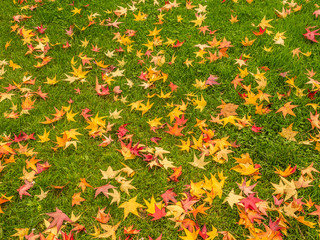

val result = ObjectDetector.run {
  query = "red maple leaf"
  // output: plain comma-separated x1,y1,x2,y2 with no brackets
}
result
17,180,34,199
150,137,161,145
173,40,185,48
3,84,17,92
81,108,93,121
206,75,220,85
130,141,144,157
35,24,47,34
36,161,51,174
272,195,284,206
66,26,74,37
251,125,263,133
303,27,320,43
148,205,166,220
198,224,209,240
117,124,129,138
95,77,109,96
309,205,320,221
174,115,188,126
36,87,48,100
62,41,71,49
61,231,75,240
314,9,320,18
240,193,263,212
45,208,73,232
252,27,266,36
161,188,177,205
181,192,199,212
94,184,116,198
169,82,178,92
180,219,197,232
269,218,284,232
307,89,318,100
148,234,162,240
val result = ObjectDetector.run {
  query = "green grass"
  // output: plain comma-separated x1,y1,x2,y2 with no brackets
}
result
1,0,320,239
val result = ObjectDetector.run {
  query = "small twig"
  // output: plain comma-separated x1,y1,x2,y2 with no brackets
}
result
297,224,306,240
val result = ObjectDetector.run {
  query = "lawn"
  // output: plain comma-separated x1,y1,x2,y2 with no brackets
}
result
1,0,320,239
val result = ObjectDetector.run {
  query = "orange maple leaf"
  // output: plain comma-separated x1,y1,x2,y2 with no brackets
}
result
168,166,182,182
276,102,298,118
72,192,85,206
166,123,184,136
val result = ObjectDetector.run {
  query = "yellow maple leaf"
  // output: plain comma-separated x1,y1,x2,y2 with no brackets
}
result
194,95,207,112
9,60,21,70
119,196,144,219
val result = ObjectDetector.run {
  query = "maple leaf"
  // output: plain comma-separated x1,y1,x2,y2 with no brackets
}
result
309,205,320,222
241,37,256,46
120,179,137,195
0,194,12,207
144,195,159,214
193,95,207,112
148,234,163,240
97,221,121,239
296,216,316,228
9,60,21,70
314,9,320,18
119,196,144,219
159,157,176,169
278,123,299,141
71,65,89,79
231,162,258,176
149,205,166,220
236,179,256,197
274,164,296,177
308,112,320,129
258,16,273,29
206,75,220,85
123,225,140,235
229,14,239,24
17,180,34,199
189,203,210,219
173,40,185,48
95,183,116,198
189,154,209,169
100,167,119,180
26,156,40,171
95,77,109,96
108,189,121,205
301,162,319,179
11,228,29,240
206,226,219,240
133,11,148,21
161,188,177,205
294,175,313,188
276,101,298,118
272,177,297,201
169,166,182,182
93,207,110,224
303,27,320,43
239,193,263,212
72,192,85,206
35,24,47,34
166,123,185,136
251,124,263,133
45,208,73,232
35,188,49,201
224,189,244,208
179,226,199,240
